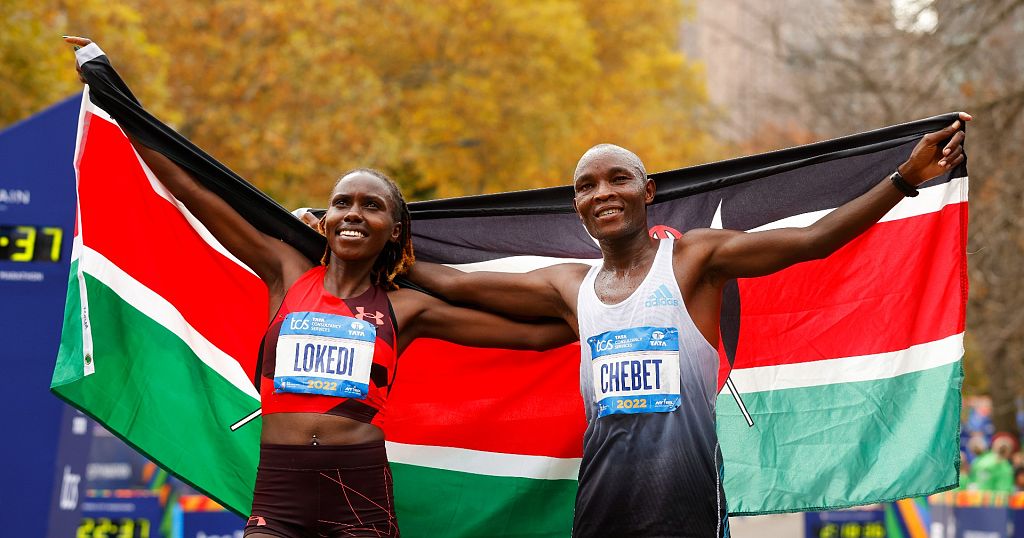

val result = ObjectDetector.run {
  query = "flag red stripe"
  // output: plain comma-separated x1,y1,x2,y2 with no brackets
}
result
731,202,966,370
77,114,267,379
383,340,587,458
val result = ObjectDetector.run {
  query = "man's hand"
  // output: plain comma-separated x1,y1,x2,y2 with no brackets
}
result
898,111,971,185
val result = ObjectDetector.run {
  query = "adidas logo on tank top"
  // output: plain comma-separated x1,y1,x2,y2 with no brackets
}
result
644,283,681,307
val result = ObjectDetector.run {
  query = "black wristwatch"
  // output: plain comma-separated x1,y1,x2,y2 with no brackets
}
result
889,169,919,197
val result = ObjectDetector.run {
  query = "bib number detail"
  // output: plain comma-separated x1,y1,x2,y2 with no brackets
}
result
587,326,681,418
274,312,377,398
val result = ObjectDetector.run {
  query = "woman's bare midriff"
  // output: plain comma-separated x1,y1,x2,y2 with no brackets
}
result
261,412,384,446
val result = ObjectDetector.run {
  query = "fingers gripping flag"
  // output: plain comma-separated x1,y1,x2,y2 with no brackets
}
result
54,46,966,534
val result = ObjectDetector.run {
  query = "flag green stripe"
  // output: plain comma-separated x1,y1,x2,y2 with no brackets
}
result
52,259,86,386
392,462,577,537
718,360,962,515
52,270,260,515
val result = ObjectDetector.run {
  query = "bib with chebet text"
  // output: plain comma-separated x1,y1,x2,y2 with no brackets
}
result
587,326,681,418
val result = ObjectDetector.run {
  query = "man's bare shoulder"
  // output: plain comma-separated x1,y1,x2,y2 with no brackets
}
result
673,228,733,273
674,228,725,253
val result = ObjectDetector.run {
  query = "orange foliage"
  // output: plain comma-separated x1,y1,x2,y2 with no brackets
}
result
4,0,717,208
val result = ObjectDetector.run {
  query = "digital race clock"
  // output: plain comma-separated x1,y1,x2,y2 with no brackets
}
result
0,225,64,263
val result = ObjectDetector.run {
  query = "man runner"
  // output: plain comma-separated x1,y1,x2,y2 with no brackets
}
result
409,114,969,537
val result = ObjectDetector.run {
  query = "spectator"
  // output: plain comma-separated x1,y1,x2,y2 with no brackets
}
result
967,432,1015,493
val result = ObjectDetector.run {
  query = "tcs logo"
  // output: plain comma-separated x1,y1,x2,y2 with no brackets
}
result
649,225,682,239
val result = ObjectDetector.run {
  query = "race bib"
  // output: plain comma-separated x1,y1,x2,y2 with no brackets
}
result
274,312,376,398
587,326,681,418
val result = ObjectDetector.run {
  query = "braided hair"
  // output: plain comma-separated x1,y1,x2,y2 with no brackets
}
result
316,169,415,290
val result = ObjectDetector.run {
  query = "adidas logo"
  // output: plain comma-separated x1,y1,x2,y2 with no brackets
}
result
644,284,680,307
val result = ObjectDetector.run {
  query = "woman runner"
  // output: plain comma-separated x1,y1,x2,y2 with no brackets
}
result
66,37,575,538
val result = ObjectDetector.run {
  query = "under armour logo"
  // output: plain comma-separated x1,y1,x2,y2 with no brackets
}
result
248,516,267,526
355,306,385,325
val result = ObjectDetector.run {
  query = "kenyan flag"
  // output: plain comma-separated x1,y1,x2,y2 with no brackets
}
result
55,46,965,536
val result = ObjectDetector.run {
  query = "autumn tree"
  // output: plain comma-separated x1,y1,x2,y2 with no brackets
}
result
0,0,175,127
3,0,717,208
714,0,1024,434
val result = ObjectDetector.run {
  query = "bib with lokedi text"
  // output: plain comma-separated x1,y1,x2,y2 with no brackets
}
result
274,312,376,398
587,326,681,418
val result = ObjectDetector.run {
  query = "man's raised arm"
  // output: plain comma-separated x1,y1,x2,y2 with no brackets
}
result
693,113,970,282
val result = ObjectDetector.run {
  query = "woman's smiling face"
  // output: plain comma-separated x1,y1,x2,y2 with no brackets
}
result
322,172,402,263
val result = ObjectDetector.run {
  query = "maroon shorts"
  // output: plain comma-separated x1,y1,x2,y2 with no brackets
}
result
244,440,399,538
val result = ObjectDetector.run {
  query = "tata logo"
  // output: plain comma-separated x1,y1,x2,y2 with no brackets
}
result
651,331,664,340
350,321,364,330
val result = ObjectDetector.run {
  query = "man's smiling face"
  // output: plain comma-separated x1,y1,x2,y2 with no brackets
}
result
572,146,655,242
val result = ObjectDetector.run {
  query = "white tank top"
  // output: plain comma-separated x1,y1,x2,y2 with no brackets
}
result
573,237,729,537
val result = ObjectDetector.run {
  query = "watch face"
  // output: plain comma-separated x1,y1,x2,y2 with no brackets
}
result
0,224,64,263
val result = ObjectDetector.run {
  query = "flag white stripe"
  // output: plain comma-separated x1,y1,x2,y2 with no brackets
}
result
75,90,95,375
80,246,261,401
449,179,966,274
386,442,581,481
722,332,963,395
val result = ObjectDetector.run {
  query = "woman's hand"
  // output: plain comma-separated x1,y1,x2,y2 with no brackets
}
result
62,36,92,83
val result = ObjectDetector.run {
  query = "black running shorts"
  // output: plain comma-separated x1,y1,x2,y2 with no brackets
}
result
244,441,399,537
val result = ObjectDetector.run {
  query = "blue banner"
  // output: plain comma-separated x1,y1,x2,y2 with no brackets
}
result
0,95,79,537
45,407,93,538
952,506,1010,537
174,508,244,538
